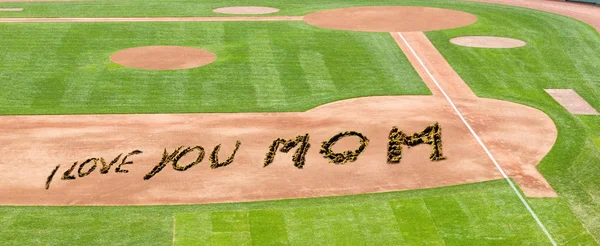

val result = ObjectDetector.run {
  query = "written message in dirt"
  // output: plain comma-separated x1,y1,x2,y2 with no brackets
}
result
45,123,445,190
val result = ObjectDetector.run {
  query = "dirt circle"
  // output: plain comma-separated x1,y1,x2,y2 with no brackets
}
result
110,46,216,70
303,6,477,32
212,6,280,15
450,36,527,48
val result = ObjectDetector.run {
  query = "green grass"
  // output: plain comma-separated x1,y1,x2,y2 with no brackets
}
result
0,0,599,245
0,181,593,245
0,21,427,114
593,136,600,151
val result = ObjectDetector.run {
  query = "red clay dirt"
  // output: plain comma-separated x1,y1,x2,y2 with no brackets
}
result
110,46,216,70
0,96,556,205
213,6,280,15
303,6,478,32
392,32,478,100
546,89,600,115
450,36,527,48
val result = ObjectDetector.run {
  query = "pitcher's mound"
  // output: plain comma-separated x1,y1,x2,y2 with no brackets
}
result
304,6,477,32
110,46,216,70
450,36,527,48
213,6,280,15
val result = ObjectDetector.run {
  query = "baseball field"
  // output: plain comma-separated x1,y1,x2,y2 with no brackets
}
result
0,0,599,245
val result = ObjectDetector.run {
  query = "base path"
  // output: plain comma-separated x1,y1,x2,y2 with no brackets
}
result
0,16,303,23
546,89,600,115
391,32,477,99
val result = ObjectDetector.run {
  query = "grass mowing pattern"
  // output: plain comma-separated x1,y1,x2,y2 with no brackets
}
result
0,181,590,245
0,0,599,244
424,2,600,242
0,21,427,114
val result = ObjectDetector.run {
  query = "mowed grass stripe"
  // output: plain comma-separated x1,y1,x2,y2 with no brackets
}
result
0,181,590,245
249,210,290,246
249,28,288,110
390,199,445,245
351,202,406,245
169,182,586,246
174,212,212,245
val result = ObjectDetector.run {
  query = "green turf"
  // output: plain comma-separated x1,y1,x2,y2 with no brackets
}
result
1,180,591,245
594,136,600,151
0,0,599,245
0,21,427,114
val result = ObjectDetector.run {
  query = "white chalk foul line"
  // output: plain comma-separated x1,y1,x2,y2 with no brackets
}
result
397,32,557,246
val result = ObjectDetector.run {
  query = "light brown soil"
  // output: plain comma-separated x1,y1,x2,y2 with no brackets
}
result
0,16,303,23
0,8,23,11
450,36,527,48
470,0,600,34
213,6,280,15
110,46,216,70
0,95,556,205
391,32,478,99
545,89,599,115
303,6,478,32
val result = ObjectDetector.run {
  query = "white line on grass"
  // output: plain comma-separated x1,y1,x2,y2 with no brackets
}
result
397,32,557,246
172,215,176,246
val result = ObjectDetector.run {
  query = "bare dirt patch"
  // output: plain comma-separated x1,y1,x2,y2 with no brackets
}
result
110,46,216,70
391,32,478,99
0,95,556,205
450,36,527,48
213,6,280,15
303,6,478,32
0,8,23,11
545,89,599,115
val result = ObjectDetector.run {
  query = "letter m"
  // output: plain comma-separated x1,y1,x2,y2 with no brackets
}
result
388,122,446,164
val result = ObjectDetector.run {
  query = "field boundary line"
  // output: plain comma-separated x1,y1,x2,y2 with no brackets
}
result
0,16,304,23
172,215,176,246
397,32,557,246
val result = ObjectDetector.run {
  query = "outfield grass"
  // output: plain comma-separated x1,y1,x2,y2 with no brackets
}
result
0,0,599,245
0,21,427,114
0,181,593,245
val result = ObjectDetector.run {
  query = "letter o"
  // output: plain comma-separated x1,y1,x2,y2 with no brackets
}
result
319,131,369,165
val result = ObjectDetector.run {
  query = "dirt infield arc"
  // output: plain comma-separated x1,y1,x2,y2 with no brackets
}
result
305,6,478,32
0,95,556,205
